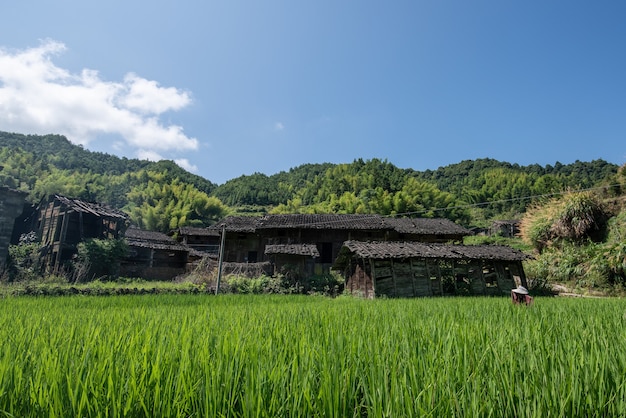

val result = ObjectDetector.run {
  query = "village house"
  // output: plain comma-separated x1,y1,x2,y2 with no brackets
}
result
11,194,532,293
207,214,470,278
205,213,531,297
489,220,521,238
333,240,530,298
121,227,190,280
171,226,221,255
34,194,130,274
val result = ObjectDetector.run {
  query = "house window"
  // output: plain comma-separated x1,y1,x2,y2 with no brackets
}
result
247,251,258,263
483,264,497,287
318,242,333,264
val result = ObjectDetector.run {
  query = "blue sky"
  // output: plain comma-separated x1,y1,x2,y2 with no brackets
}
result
1,1,624,184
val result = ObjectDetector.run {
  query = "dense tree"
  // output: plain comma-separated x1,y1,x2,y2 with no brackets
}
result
1,130,620,230
212,163,334,206
124,172,228,232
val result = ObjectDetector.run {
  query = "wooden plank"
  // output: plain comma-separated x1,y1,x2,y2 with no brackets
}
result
496,263,516,293
375,266,392,278
469,261,486,295
374,260,391,267
375,276,395,297
410,259,432,296
427,261,443,296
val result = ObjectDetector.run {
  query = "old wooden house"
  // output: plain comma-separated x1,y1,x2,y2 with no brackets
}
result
489,220,521,238
171,226,221,255
333,240,530,298
121,227,190,280
36,195,129,273
265,243,321,278
208,214,470,277
0,186,28,271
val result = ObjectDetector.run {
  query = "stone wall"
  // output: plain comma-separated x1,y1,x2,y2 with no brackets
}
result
0,187,28,271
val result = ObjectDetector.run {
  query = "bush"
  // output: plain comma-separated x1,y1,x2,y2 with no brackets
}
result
222,272,343,296
523,240,624,290
4,233,42,282
226,275,285,294
520,192,608,252
74,238,128,282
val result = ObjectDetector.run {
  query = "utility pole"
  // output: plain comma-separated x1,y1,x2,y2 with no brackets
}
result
215,225,226,295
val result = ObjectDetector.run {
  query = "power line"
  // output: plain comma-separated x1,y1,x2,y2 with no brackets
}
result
392,183,623,217
214,182,623,230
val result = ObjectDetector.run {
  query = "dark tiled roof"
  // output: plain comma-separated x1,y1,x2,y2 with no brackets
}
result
53,195,129,220
257,214,387,230
265,244,320,257
338,241,530,263
384,217,470,235
210,216,259,233
450,244,530,261
176,226,220,237
210,214,469,236
125,227,189,251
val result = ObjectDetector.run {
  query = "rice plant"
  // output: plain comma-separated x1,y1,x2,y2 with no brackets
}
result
0,295,625,417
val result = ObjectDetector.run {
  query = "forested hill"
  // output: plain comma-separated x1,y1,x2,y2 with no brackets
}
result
0,132,216,195
0,131,621,230
214,157,619,223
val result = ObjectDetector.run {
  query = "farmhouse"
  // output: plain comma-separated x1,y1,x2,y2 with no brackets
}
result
0,185,28,271
171,226,221,255
121,227,190,280
208,214,470,277
333,241,530,298
35,194,129,273
489,220,521,238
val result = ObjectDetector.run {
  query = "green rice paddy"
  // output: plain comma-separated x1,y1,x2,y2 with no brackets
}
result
1,294,625,417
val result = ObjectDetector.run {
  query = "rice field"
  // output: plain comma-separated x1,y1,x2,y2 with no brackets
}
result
1,294,625,417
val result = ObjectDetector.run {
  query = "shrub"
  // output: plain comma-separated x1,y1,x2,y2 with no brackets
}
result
226,275,284,294
75,238,128,282
520,192,608,252
5,232,42,282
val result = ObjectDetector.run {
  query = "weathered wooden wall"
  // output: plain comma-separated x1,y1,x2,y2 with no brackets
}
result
0,188,27,271
345,263,374,299
270,254,316,279
121,247,188,280
347,257,525,298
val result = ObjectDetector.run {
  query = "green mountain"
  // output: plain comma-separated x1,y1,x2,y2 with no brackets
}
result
0,132,225,231
0,131,620,230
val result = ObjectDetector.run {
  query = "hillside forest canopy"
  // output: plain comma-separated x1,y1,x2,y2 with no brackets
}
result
0,131,623,232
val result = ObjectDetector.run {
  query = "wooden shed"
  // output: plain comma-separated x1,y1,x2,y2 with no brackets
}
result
172,226,221,255
334,241,530,298
489,220,520,238
121,227,190,280
36,195,129,273
265,243,320,278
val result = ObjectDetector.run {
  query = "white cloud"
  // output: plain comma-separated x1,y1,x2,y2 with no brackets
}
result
175,158,198,173
120,73,190,115
135,151,198,173
136,149,163,161
274,122,285,131
0,39,198,155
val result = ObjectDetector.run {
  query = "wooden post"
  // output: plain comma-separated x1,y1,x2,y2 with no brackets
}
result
215,225,226,295
54,208,71,274
369,258,375,298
